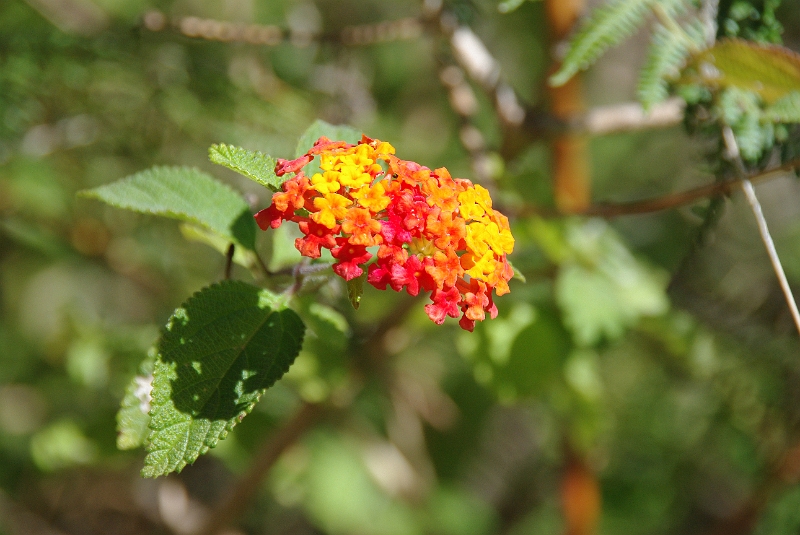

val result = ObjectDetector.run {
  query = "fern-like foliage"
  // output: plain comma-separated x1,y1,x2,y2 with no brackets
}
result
638,20,706,109
550,0,680,87
764,91,800,123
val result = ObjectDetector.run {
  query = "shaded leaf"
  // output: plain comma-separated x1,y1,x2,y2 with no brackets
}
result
209,143,282,191
79,166,256,250
116,348,156,450
179,223,258,270
142,280,305,477
347,273,366,310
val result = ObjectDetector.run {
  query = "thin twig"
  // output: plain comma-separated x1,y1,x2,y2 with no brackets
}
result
193,402,325,535
224,243,234,280
721,126,800,337
515,157,800,218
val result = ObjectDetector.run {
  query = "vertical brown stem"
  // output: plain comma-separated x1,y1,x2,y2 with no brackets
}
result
561,450,601,535
545,0,591,213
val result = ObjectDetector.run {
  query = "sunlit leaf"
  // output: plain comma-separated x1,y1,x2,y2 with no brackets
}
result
79,166,256,250
142,280,305,478
686,39,800,103
209,143,283,191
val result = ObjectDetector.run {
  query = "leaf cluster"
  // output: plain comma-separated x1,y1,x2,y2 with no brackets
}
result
82,122,359,476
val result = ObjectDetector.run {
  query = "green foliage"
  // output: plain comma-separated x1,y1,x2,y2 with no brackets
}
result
550,0,677,87
209,143,283,191
637,21,705,109
719,0,784,44
688,39,800,104
116,348,156,450
764,91,800,122
544,219,669,346
295,120,362,157
141,281,305,477
6,1,800,534
79,166,257,250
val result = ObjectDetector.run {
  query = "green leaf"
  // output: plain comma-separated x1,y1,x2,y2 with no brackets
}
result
295,120,362,158
346,273,366,310
179,223,258,270
142,280,305,478
116,348,156,450
79,166,256,250
208,143,283,191
687,39,800,103
550,0,660,87
638,21,704,109
554,220,669,346
764,91,800,123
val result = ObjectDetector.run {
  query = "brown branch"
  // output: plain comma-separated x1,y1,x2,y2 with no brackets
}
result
545,0,590,213
517,158,800,218
141,10,422,47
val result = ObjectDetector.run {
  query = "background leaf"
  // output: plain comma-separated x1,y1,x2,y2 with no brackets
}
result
549,0,656,87
142,280,305,478
765,91,800,123
116,348,156,450
688,38,800,103
79,166,256,250
637,21,704,109
295,120,362,157
209,143,282,191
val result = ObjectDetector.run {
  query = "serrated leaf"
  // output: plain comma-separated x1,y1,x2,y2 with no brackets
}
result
295,120,362,158
764,91,800,123
550,0,657,87
687,39,800,103
209,143,283,191
116,348,157,450
79,166,256,250
142,280,305,478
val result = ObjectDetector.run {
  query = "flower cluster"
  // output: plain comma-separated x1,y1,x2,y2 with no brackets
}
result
255,135,514,331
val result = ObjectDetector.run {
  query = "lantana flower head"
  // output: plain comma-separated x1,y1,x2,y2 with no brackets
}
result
255,135,515,331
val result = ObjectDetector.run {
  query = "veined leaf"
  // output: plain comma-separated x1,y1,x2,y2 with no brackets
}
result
764,91,800,123
295,120,362,158
209,143,282,191
142,280,305,478
686,39,800,103
79,166,256,250
116,348,156,450
550,0,657,87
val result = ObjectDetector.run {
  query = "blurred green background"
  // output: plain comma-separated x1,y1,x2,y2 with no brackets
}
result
4,0,800,534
